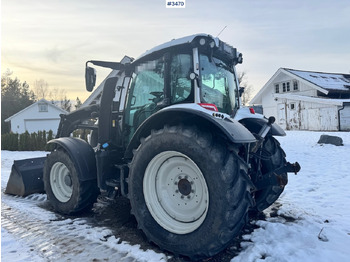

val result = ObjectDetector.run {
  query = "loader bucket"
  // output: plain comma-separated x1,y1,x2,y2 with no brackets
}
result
5,157,46,197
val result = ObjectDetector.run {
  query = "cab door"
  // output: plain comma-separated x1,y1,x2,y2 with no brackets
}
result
123,56,166,143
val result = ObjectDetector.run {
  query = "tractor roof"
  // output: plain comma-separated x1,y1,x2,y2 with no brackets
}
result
135,33,219,61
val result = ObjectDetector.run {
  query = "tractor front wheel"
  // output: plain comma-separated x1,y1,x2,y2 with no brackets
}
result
43,150,99,215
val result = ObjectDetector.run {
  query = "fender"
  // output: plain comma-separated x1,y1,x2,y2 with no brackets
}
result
48,137,97,181
239,117,286,136
125,107,257,159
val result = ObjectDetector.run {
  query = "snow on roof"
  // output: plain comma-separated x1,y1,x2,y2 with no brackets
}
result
285,68,350,92
136,34,219,61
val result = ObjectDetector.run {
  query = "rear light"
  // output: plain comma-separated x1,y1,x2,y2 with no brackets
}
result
249,107,255,114
198,103,218,112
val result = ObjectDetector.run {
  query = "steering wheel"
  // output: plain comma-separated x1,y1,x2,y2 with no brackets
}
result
150,91,163,99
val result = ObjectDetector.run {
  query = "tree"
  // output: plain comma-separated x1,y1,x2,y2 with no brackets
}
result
75,97,82,110
1,71,35,133
61,96,72,112
237,71,253,106
33,79,50,99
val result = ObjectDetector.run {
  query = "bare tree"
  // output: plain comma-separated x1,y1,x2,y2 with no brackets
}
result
33,79,49,99
237,71,253,106
49,87,66,104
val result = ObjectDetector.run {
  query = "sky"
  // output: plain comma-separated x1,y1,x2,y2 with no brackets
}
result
1,0,350,102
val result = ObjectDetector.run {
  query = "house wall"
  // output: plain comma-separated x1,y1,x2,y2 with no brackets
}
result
275,99,339,131
9,103,62,134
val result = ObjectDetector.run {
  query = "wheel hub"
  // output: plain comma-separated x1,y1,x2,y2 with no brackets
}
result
50,162,73,203
177,177,192,196
64,174,72,187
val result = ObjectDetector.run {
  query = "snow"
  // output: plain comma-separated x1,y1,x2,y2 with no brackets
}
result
285,68,350,91
136,34,219,61
2,131,350,261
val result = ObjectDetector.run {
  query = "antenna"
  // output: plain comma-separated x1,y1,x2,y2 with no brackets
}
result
216,26,227,37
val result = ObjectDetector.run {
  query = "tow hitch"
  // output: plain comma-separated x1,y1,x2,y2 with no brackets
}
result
255,161,301,190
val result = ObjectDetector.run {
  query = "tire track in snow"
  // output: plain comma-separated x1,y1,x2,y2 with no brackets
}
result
1,195,166,262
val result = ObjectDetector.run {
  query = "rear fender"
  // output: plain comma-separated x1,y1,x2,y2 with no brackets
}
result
239,118,286,136
48,137,97,181
125,107,257,159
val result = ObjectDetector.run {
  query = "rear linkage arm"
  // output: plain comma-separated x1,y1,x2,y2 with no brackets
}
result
254,162,301,191
249,116,301,191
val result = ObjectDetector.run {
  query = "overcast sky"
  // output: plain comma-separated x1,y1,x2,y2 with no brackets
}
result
1,0,350,102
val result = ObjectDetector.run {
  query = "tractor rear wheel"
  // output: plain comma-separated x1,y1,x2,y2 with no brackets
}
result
128,126,253,260
254,136,287,211
43,150,99,215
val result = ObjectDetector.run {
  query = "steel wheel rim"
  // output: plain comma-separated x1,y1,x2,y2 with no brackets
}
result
50,162,73,203
143,151,209,234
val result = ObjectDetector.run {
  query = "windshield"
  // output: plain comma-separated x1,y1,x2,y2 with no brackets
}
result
199,54,238,115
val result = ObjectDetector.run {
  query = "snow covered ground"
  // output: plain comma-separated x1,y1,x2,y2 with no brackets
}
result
1,131,350,261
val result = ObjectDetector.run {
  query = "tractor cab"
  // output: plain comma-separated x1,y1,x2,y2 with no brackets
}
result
86,34,244,146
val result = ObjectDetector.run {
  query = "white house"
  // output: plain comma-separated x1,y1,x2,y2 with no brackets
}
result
250,68,350,131
5,98,68,134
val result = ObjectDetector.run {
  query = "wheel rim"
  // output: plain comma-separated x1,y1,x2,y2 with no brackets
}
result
143,151,209,234
50,162,73,203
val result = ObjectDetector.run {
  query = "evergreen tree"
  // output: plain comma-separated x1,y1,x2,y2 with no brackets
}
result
61,96,71,112
1,71,35,133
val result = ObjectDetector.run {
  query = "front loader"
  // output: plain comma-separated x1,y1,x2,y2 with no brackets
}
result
5,34,300,260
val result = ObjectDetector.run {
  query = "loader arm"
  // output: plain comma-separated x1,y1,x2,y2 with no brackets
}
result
56,104,99,138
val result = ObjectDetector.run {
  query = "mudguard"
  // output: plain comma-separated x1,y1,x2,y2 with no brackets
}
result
239,117,286,136
125,107,257,159
48,137,97,181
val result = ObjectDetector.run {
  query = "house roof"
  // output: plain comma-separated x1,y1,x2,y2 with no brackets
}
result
284,68,350,92
250,68,350,105
5,98,68,122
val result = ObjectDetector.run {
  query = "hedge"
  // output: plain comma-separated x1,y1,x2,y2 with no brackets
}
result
1,130,54,151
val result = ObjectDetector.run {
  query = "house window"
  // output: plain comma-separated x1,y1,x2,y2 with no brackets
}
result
282,83,286,92
286,82,290,92
275,84,279,93
293,80,299,91
290,103,295,110
38,103,48,112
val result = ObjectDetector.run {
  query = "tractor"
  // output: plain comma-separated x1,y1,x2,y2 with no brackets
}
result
5,34,300,260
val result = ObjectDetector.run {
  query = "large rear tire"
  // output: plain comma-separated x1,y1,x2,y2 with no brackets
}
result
43,150,99,215
254,136,287,211
128,126,253,260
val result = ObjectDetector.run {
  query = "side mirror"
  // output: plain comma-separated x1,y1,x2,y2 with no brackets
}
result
239,87,245,97
85,66,96,92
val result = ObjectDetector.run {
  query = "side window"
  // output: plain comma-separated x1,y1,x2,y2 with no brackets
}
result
170,54,192,103
124,57,165,140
